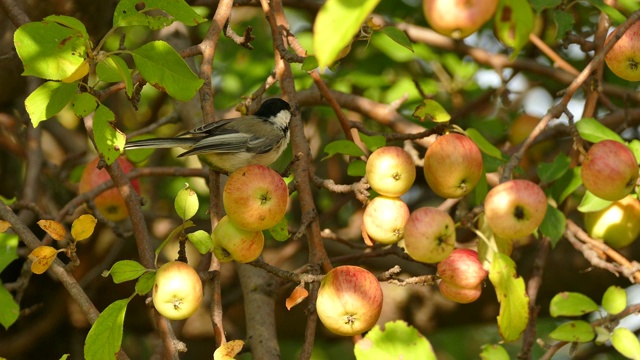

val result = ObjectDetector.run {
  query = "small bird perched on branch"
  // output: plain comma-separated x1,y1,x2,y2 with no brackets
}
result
125,98,292,173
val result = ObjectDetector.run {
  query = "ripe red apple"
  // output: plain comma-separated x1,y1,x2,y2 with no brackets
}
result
423,133,483,199
437,248,487,303
605,21,640,82
581,140,638,201
362,196,410,245
79,156,141,222
315,265,383,336
403,207,456,263
584,195,640,249
153,261,203,320
484,179,547,239
212,215,265,263
422,0,499,39
223,164,289,231
365,146,416,197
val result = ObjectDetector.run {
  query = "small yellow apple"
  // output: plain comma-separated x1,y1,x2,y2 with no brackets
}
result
584,195,640,249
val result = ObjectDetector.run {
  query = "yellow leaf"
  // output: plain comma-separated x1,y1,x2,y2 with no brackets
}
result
214,340,244,360
286,285,309,311
28,246,58,274
37,219,66,241
0,220,11,232
71,214,97,241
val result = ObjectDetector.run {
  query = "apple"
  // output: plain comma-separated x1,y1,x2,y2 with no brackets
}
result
507,113,554,163
422,0,499,39
605,20,640,82
581,140,638,201
365,146,416,197
362,196,410,245
212,215,265,263
584,195,640,249
403,207,456,263
484,179,547,239
315,265,383,336
437,249,487,304
153,261,203,320
79,156,141,222
223,164,289,231
423,133,483,199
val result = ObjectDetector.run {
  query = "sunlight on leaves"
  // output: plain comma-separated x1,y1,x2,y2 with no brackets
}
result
71,214,97,241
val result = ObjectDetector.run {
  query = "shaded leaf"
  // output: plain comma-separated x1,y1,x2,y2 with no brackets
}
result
28,246,59,274
71,214,97,241
537,154,571,183
379,27,413,52
214,340,244,360
104,260,148,284
135,272,156,296
268,217,289,242
576,118,624,144
0,282,19,329
323,140,366,160
494,0,535,57
348,159,367,177
175,185,199,221
286,285,309,310
71,92,99,118
412,99,450,123
539,204,566,247
359,133,386,152
549,167,582,204
187,230,214,254
466,128,504,159
0,233,19,273
84,298,129,360
585,0,627,25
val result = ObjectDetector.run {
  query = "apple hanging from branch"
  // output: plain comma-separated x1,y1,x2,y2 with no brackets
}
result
605,20,640,82
437,248,487,304
580,140,639,201
365,146,416,197
212,215,265,263
422,0,499,39
152,261,203,320
362,196,410,245
584,195,640,249
403,207,456,263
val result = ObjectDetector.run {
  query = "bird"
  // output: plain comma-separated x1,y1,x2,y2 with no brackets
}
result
125,98,292,173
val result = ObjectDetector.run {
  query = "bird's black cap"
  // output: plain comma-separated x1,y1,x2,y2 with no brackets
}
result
254,98,291,118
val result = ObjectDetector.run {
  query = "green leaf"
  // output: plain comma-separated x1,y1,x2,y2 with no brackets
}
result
489,253,529,342
359,133,386,152
549,292,599,317
530,0,562,12
576,118,624,144
313,0,381,68
549,167,582,204
84,298,129,360
480,344,510,360
354,320,436,360
131,41,204,101
154,220,195,257
323,140,366,160
549,320,595,342
25,81,78,126
187,230,214,254
135,272,156,296
268,217,289,242
71,92,99,118
577,190,613,213
93,105,125,165
97,55,133,97
44,15,89,40
539,205,566,246
113,0,207,28
594,325,611,345
0,281,19,329
602,286,627,316
611,327,640,359
537,154,570,183
412,99,450,123
494,0,535,57
585,0,627,26
466,128,504,159
104,260,148,284
379,27,413,53
301,56,319,71
0,233,19,273
628,139,640,163
348,159,367,177
14,21,87,80
552,10,575,40
175,184,199,221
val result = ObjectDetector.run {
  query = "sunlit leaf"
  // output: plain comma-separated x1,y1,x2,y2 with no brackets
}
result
135,272,156,296
611,327,640,359
585,0,627,25
286,285,309,310
113,0,207,28
103,260,148,284
412,99,450,123
466,128,504,159
494,0,535,56
549,320,595,342
379,27,413,52
93,105,125,165
24,81,77,126
489,253,529,342
174,184,199,221
0,220,11,233
71,92,99,118
576,118,624,144
37,219,66,241
187,230,214,254
0,282,19,329
0,233,18,273
359,133,386,152
354,320,436,360
577,190,613,213
549,292,599,317
323,140,366,160
480,344,510,360
28,246,59,275
214,340,244,360
71,214,97,241
602,286,627,316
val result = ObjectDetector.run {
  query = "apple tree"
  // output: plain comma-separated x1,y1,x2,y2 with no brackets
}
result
1,0,640,359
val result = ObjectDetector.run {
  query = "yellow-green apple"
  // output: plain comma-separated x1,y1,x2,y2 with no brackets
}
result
153,261,203,320
423,0,499,39
581,140,638,201
223,164,289,231
316,265,383,336
507,113,554,163
79,156,141,222
437,248,487,304
403,207,456,263
605,20,640,82
484,179,547,239
423,133,483,199
366,146,416,197
212,215,265,263
584,195,640,249
362,196,410,245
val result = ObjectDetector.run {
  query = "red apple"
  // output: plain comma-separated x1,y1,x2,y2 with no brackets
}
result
438,283,482,304
584,195,640,249
362,196,410,245
153,261,203,320
581,140,638,201
605,21,640,82
315,265,383,336
423,133,484,199
223,164,289,231
212,215,265,263
366,146,416,197
403,207,456,263
484,179,547,239
437,249,487,304
79,156,140,222
422,0,499,39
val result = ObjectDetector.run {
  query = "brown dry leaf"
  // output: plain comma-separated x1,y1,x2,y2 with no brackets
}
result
213,339,244,360
0,220,11,233
28,246,59,274
285,285,309,311
71,214,97,241
361,224,374,246
37,219,66,241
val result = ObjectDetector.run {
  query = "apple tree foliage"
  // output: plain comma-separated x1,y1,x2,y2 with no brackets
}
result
1,0,640,359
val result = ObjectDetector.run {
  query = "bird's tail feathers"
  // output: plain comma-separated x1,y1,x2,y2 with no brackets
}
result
125,138,196,150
